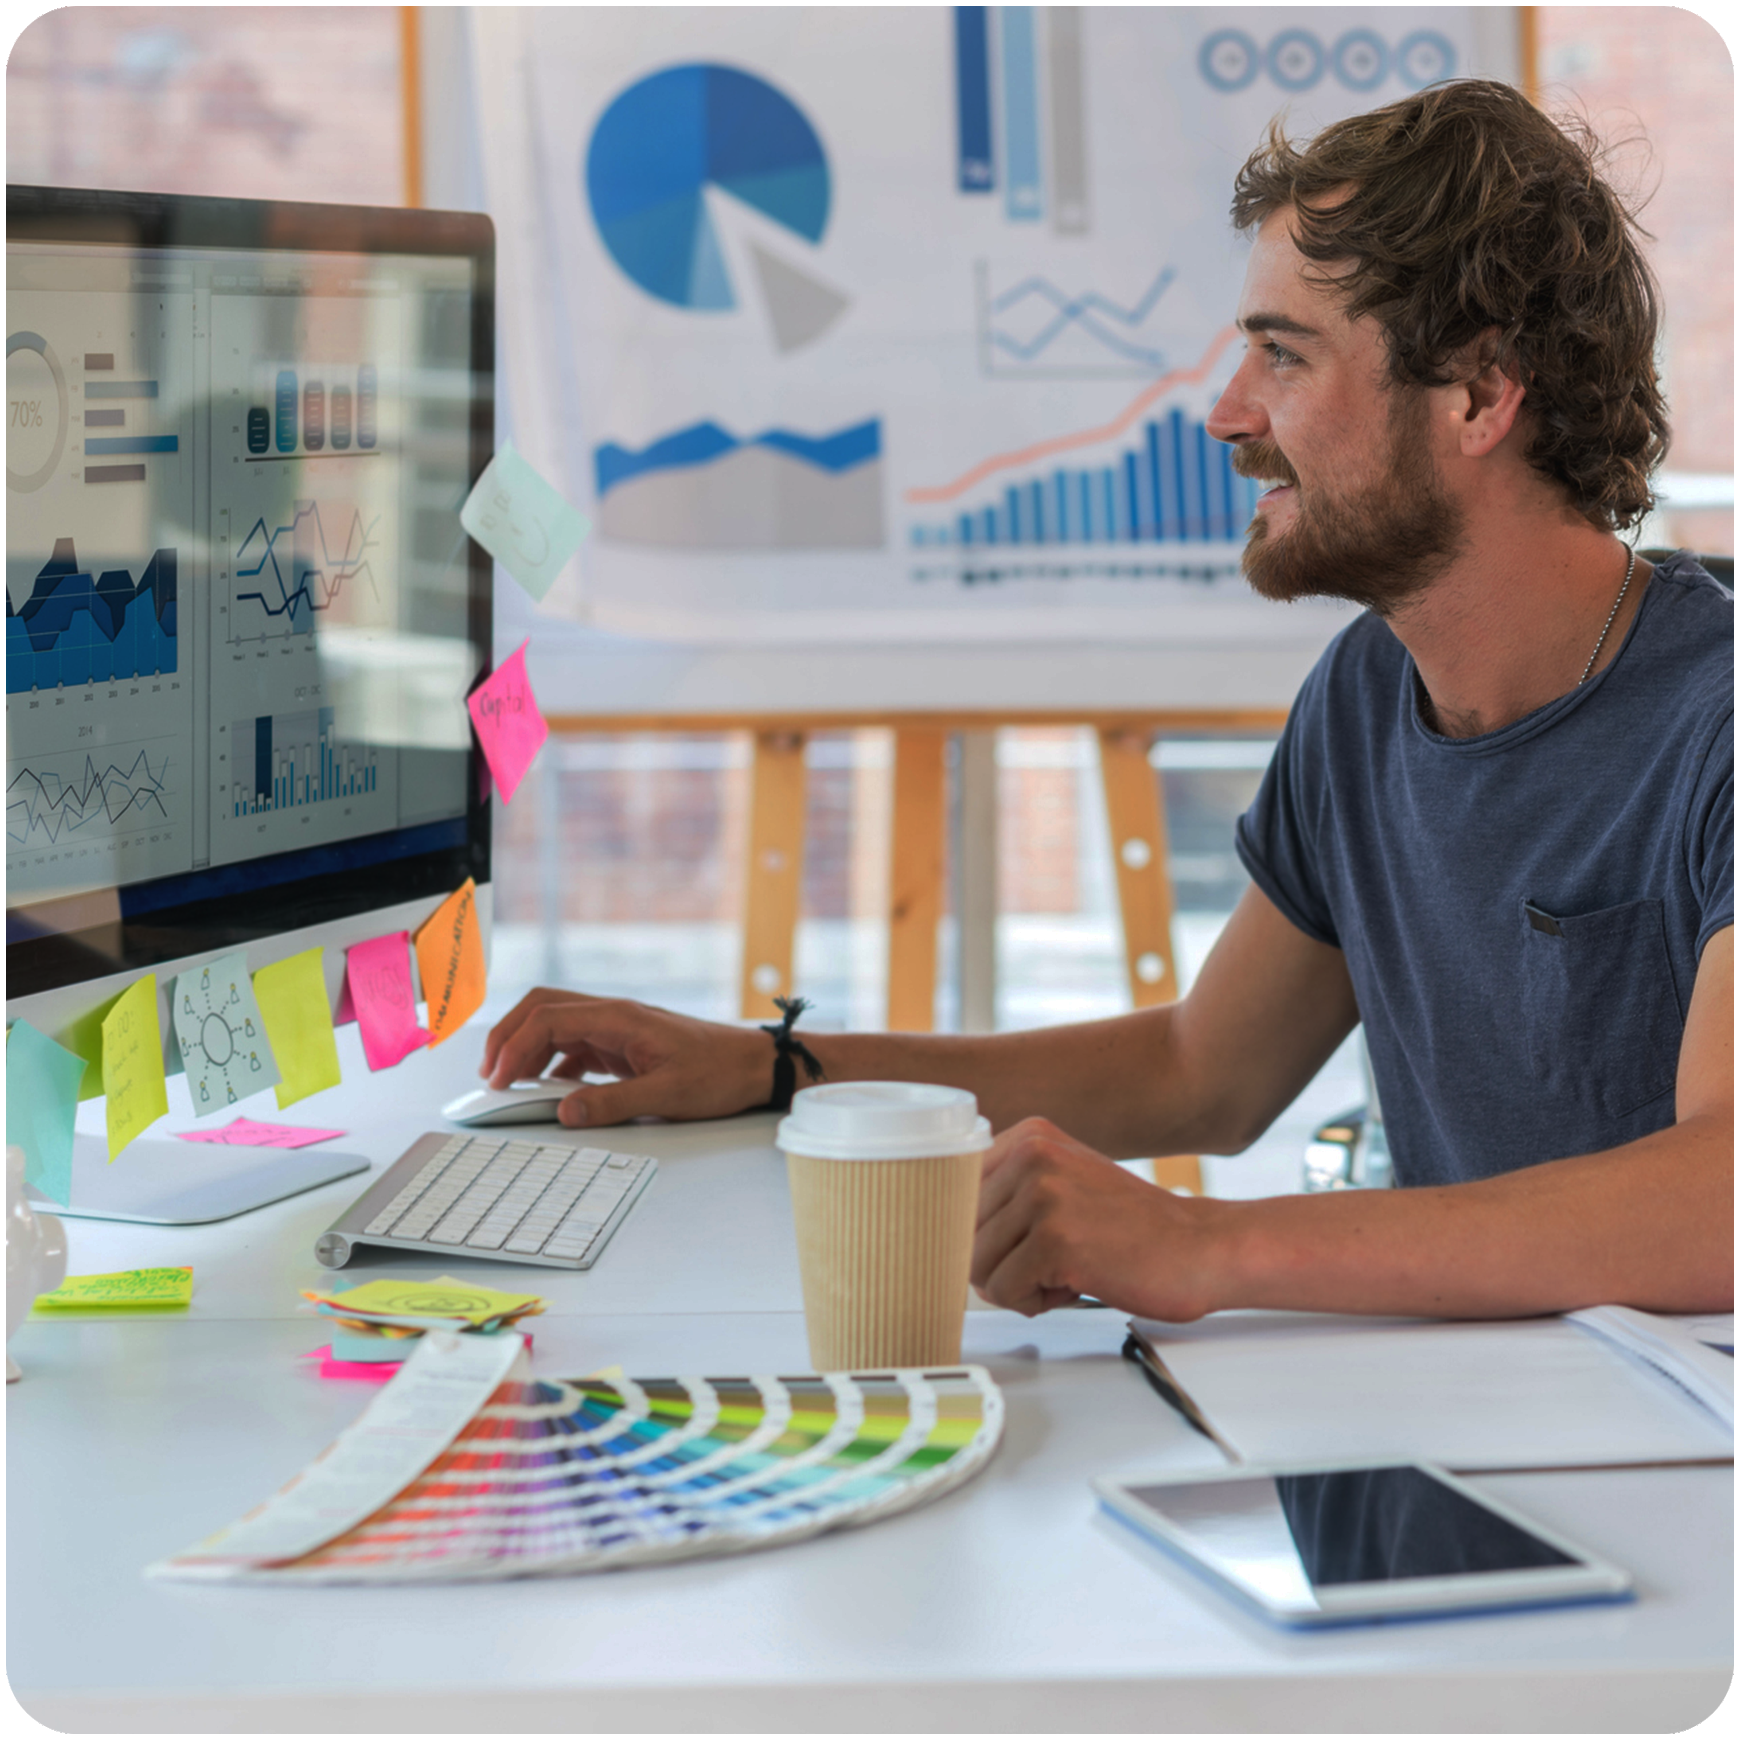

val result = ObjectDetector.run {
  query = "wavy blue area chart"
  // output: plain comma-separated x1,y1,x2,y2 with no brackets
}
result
6,540,177,693
593,418,884,550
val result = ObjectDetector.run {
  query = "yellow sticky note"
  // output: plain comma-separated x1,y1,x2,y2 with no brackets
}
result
253,948,342,1110
415,878,486,1046
303,1276,542,1327
34,1267,193,1310
101,974,168,1161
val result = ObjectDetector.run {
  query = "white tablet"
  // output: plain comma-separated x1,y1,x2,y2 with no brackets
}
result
1095,1460,1632,1628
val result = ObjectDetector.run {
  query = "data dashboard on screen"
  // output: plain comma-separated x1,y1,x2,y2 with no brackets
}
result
6,189,492,997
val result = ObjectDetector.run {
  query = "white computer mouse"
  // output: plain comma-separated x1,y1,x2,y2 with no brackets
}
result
441,1081,575,1127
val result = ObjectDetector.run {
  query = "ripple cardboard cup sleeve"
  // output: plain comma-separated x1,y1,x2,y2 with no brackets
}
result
459,441,590,604
776,1083,991,1370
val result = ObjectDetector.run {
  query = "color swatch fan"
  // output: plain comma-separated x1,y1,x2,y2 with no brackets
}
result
151,1332,1003,1583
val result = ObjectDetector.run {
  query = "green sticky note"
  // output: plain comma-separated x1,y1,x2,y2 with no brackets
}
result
6,1019,86,1205
459,440,590,602
253,948,341,1109
58,993,118,1101
34,1267,193,1311
102,975,169,1162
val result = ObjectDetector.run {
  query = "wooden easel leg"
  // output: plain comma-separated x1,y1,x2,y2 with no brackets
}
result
1097,728,1203,1195
886,729,947,1031
739,731,808,1021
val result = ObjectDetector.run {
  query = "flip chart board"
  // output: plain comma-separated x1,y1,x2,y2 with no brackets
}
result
470,6,1522,713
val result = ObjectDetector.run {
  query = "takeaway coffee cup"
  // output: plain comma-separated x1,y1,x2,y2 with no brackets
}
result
776,1082,992,1370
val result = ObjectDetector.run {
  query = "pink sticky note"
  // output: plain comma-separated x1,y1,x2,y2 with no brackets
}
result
466,641,548,805
346,931,430,1072
303,1347,400,1383
176,1117,346,1149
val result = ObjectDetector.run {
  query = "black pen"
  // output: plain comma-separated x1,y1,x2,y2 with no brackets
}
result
1120,1330,1240,1462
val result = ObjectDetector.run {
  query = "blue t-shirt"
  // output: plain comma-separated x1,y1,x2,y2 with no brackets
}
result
1236,552,1733,1187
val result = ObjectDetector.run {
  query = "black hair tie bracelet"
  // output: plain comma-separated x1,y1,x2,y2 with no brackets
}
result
760,995,826,1111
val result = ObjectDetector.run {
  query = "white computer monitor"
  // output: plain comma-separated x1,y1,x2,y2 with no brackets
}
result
7,184,495,1217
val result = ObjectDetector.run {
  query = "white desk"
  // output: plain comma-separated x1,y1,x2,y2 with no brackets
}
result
8,1028,1733,1731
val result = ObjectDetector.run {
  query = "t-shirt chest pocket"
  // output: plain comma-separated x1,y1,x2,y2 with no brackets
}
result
1516,897,1683,1121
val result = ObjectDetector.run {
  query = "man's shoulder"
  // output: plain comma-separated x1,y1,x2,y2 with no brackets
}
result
1634,551,1734,714
1648,549,1734,615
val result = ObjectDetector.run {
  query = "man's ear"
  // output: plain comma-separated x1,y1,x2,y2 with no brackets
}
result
1453,331,1526,458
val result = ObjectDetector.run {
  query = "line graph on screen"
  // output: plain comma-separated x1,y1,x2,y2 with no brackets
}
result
225,500,381,640
7,744,171,849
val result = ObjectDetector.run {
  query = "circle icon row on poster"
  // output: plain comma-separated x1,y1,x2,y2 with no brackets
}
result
1198,28,1457,96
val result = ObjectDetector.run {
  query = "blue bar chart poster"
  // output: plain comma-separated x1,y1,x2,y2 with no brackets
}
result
473,5,1485,667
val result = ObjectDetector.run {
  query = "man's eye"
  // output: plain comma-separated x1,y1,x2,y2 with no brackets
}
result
1263,341,1301,367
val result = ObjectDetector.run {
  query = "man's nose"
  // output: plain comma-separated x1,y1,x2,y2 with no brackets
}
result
1206,352,1264,446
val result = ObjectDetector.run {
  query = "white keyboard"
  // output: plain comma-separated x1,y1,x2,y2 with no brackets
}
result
314,1133,656,1270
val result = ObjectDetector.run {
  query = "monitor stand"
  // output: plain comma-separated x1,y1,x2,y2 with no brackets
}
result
31,1135,371,1226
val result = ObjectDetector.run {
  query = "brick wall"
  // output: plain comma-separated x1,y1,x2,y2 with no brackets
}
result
1537,6,1734,549
7,7,404,204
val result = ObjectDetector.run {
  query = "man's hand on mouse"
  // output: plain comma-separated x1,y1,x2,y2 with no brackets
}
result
480,988,773,1128
971,1117,1228,1323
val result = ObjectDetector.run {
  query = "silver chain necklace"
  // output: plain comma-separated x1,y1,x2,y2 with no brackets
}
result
1578,547,1638,685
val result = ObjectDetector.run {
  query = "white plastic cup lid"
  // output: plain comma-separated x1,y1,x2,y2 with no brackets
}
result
775,1081,992,1161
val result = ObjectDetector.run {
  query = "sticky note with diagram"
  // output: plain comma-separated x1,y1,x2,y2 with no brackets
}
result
466,640,549,804
414,879,486,1047
173,951,281,1113
6,1018,86,1205
459,440,590,602
102,975,169,1162
253,948,342,1110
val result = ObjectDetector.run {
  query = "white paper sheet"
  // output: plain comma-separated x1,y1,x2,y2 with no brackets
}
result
1567,1307,1735,1431
1130,1313,1736,1471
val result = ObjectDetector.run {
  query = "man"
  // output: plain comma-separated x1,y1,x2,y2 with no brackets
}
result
483,81,1732,1322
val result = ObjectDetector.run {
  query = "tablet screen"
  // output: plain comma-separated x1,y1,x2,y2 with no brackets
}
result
1126,1465,1578,1603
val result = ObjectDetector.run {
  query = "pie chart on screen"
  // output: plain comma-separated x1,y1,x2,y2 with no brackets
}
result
584,63,848,350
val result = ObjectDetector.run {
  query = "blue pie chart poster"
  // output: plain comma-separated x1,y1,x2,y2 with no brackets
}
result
585,63,830,310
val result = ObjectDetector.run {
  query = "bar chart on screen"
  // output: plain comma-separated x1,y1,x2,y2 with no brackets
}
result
225,707,379,818
209,704,393,863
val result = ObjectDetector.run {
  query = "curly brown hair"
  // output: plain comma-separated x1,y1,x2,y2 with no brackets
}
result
1231,78,1669,531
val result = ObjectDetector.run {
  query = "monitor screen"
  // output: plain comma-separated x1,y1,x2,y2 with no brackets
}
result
6,186,493,1005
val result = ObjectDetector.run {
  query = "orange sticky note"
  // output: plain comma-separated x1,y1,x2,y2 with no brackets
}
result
414,878,486,1046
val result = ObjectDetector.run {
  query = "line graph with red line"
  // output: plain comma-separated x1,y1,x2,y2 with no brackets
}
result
904,328,1254,551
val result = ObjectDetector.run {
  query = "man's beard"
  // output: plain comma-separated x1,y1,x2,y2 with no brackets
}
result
1229,394,1465,616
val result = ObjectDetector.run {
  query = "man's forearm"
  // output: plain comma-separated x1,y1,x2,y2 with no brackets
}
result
1204,1112,1734,1318
802,1010,1227,1156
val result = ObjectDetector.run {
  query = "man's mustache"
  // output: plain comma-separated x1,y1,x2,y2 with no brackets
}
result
1229,442,1299,489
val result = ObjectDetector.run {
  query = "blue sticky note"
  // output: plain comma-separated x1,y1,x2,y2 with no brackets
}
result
460,440,590,602
6,1019,86,1206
